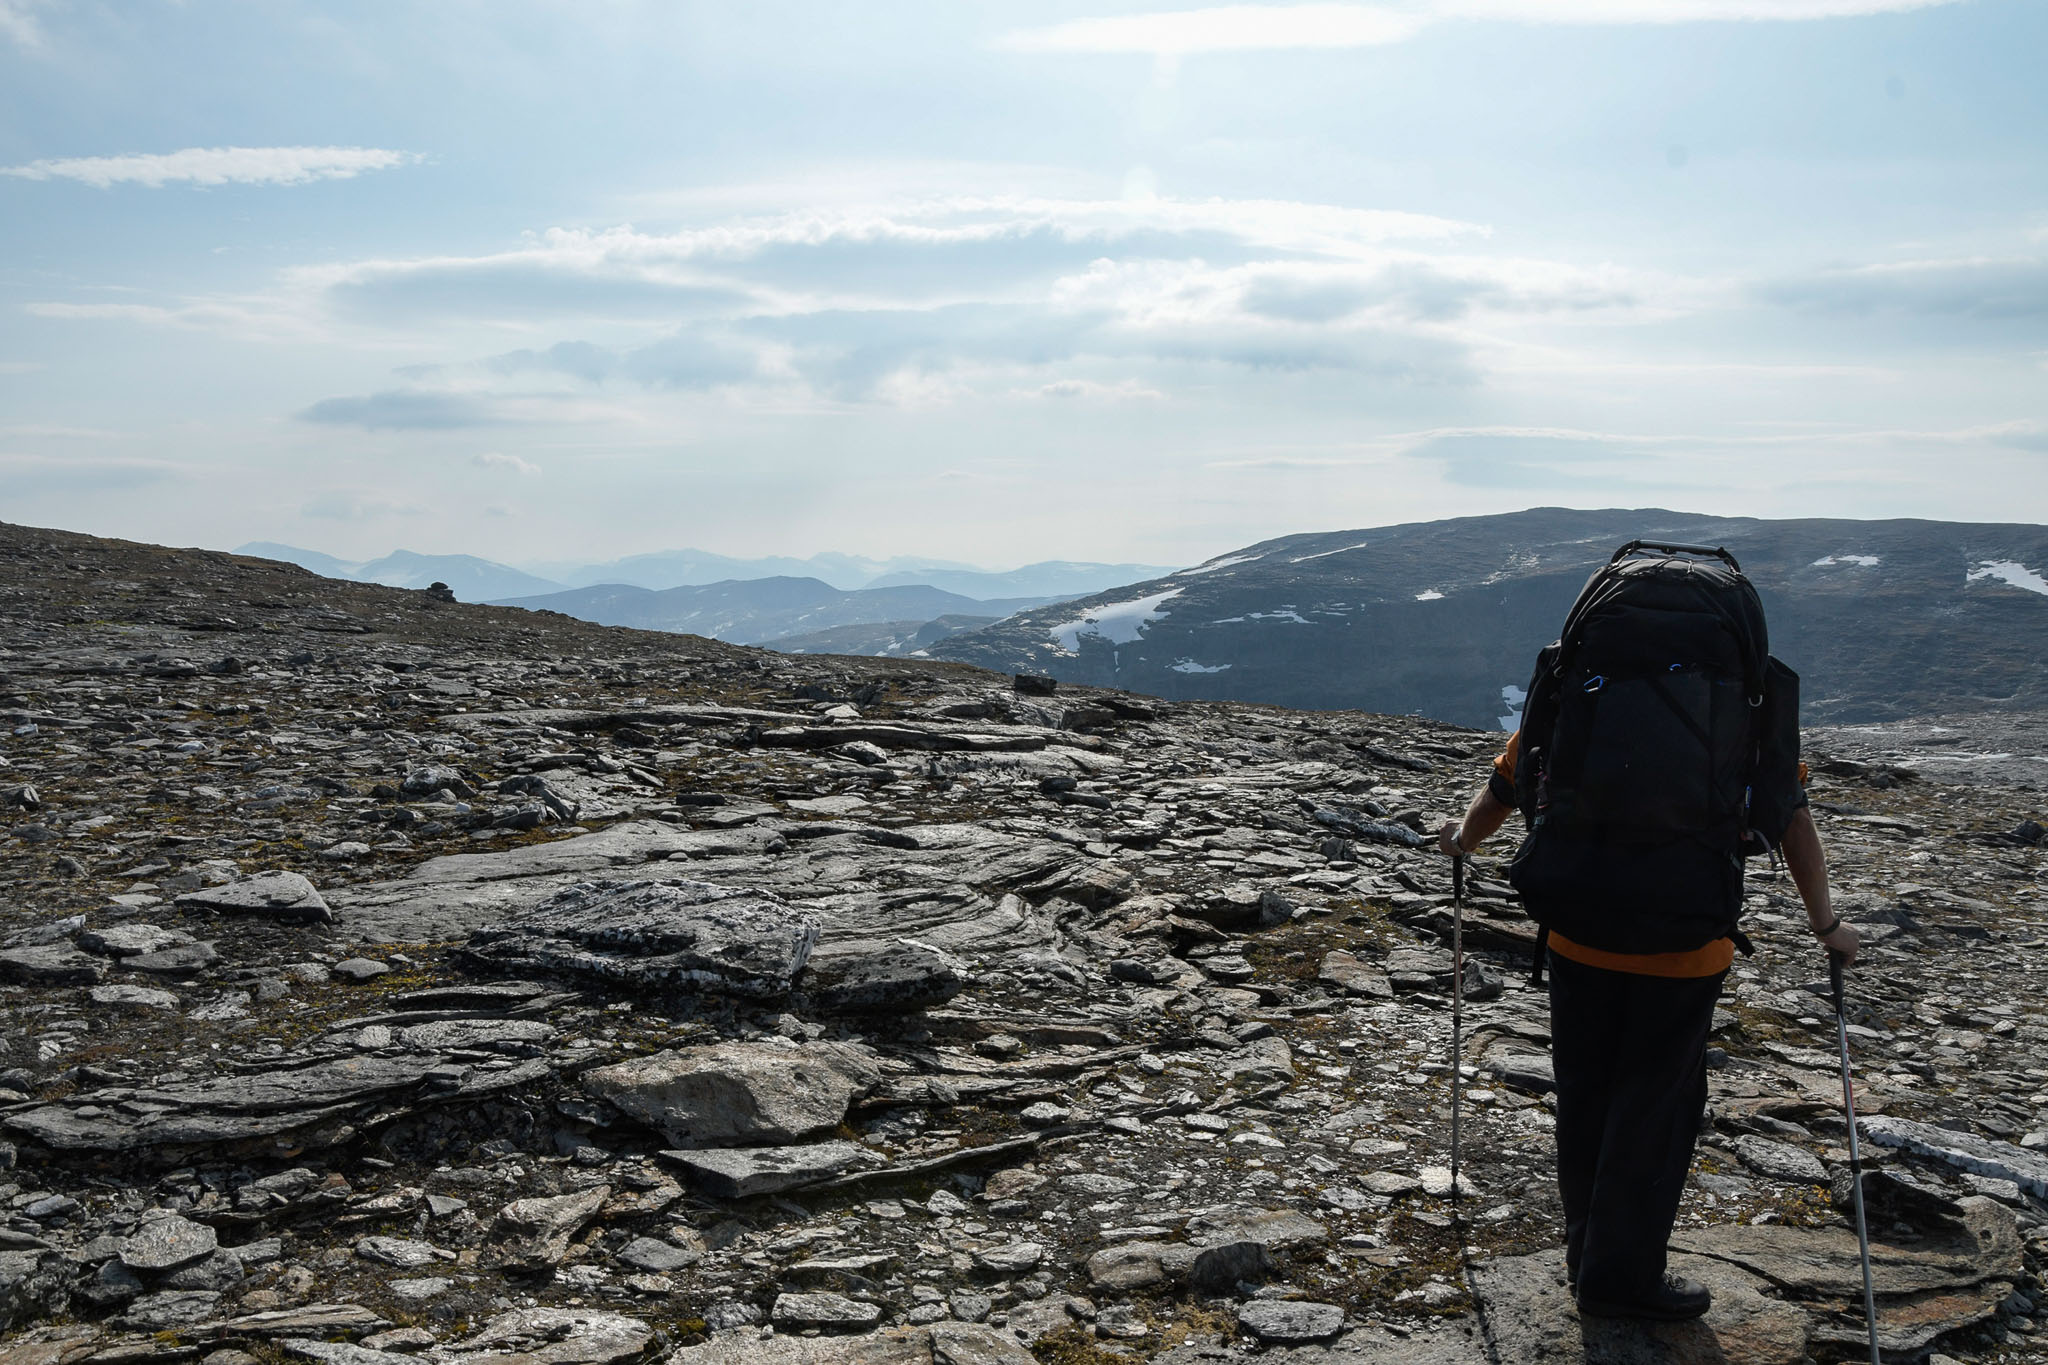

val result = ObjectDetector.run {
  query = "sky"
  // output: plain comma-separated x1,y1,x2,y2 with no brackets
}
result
2,0,2044,571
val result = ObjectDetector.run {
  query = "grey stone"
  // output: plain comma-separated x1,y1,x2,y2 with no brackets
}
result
1860,1114,2048,1198
120,1213,218,1271
617,1236,700,1273
332,957,392,983
772,1291,883,1330
460,878,819,997
76,924,192,958
490,1186,609,1272
584,1041,880,1146
798,938,967,1013
453,1308,655,1365
661,1141,879,1198
970,1241,1043,1275
0,945,107,986
88,983,181,1011
281,1341,403,1365
356,1236,449,1269
1191,1239,1273,1292
1732,1135,1829,1185
126,941,221,975
1465,1248,1809,1364
157,1248,245,1292
177,871,333,926
115,1289,222,1329
1235,1300,1345,1344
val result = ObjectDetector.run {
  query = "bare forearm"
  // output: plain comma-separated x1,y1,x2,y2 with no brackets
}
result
1780,806,1860,963
1439,785,1513,857
1779,807,1831,928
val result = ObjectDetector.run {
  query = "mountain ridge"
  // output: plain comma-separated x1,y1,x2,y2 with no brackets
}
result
928,507,2048,728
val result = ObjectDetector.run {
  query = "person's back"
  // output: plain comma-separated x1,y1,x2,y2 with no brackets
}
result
1437,541,1859,1321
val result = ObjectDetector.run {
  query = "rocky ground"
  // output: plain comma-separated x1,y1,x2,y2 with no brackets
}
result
0,520,2044,1365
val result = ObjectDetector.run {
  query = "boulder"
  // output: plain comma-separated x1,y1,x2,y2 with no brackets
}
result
489,1187,609,1273
660,1141,879,1198
460,879,819,998
0,945,107,986
1235,1300,1345,1344
447,1308,654,1365
1465,1248,1809,1364
177,872,333,926
584,1041,880,1147
119,1214,218,1272
797,939,968,1013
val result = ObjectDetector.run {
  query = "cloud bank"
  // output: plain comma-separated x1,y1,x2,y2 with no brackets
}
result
997,0,1966,53
4,146,418,189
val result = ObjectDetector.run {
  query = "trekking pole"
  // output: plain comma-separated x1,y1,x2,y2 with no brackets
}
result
1450,853,1466,1206
1831,951,1881,1365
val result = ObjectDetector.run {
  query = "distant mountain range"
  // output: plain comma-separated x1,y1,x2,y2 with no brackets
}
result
927,508,2048,729
235,542,1172,601
488,578,1053,647
235,543,563,602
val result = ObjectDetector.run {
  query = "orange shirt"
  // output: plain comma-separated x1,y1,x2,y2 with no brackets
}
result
1492,729,1733,979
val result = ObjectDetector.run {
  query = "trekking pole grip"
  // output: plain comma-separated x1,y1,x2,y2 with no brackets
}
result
1829,951,1846,1017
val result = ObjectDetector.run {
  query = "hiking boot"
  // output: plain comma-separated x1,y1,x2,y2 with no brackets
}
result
1577,1273,1711,1322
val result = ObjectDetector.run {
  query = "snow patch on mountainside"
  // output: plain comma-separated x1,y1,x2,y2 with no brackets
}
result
1049,588,1183,651
1177,552,1265,576
1291,541,1370,563
1170,658,1230,674
1814,554,1881,567
1415,589,1445,601
1967,560,2048,597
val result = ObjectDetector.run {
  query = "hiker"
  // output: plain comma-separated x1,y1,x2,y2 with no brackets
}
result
1436,543,1859,1323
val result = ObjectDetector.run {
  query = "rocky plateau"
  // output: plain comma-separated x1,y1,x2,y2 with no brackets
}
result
0,521,2044,1365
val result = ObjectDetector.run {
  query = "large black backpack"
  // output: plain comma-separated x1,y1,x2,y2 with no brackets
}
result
1508,541,1805,956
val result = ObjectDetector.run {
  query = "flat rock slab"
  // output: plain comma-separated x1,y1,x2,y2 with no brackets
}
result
5,1052,550,1156
798,938,967,1014
448,1308,655,1365
1861,1114,2048,1198
671,1323,1033,1364
1465,1248,1809,1365
76,924,192,958
1236,1300,1346,1344
177,872,333,926
460,879,819,999
1731,1135,1828,1185
585,1040,880,1146
0,945,107,986
119,1214,217,1271
490,1187,608,1273
771,1292,883,1331
659,1141,880,1198
1669,1196,2020,1297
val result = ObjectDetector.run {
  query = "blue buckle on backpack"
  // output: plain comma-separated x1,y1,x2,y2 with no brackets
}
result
1582,675,1606,693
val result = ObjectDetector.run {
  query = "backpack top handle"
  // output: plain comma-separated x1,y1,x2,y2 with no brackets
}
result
1609,539,1743,573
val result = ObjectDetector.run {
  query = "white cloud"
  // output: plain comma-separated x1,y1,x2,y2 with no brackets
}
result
998,5,1423,55
302,490,423,521
24,296,316,341
473,451,540,475
0,0,45,51
998,0,1963,54
0,455,192,491
3,146,418,189
1030,378,1165,401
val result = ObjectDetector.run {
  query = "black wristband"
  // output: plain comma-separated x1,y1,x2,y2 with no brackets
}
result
1811,914,1841,938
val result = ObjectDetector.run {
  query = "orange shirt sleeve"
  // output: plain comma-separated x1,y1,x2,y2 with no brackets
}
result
1493,729,1520,785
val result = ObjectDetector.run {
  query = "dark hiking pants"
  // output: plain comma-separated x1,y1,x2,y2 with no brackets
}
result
1547,949,1725,1301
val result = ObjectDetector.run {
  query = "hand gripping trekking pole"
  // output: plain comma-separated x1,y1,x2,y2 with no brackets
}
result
1450,854,1466,1208
1832,952,1881,1364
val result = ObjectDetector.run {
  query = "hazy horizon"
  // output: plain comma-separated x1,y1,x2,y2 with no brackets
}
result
5,1,2045,564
